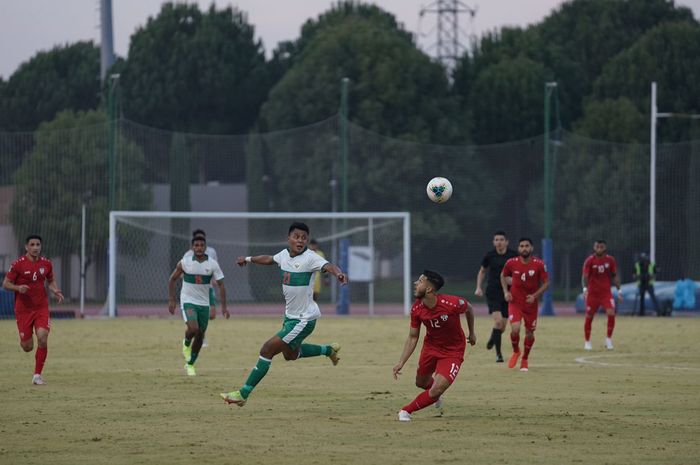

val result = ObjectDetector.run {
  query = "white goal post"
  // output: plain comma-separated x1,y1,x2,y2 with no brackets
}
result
108,211,411,318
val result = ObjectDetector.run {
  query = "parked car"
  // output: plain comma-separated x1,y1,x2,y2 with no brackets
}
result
575,281,700,316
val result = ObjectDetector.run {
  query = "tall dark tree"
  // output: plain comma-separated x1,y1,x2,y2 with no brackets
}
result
120,2,269,134
0,41,100,132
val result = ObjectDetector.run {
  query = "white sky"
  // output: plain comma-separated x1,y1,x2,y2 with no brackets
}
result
1,0,699,78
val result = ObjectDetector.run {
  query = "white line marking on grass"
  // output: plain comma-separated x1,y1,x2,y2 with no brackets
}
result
574,353,700,372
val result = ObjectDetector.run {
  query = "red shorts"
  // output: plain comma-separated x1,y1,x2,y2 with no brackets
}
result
508,302,538,331
585,294,615,315
15,307,51,342
416,350,463,384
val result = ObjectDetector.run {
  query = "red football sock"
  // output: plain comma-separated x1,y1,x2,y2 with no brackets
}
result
402,389,439,414
607,315,615,338
584,316,593,340
523,335,535,360
511,332,520,353
35,347,47,375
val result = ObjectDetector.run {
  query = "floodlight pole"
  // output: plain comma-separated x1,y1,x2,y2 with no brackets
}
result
541,81,557,316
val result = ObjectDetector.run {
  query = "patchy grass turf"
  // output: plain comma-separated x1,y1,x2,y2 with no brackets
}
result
1,315,699,465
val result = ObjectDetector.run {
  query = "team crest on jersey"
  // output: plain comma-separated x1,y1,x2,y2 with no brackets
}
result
604,263,609,268
528,270,535,276
459,299,465,306
294,263,301,269
39,267,45,275
440,314,449,321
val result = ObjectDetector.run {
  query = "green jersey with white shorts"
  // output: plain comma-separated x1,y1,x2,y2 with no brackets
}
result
180,255,223,331
273,248,328,348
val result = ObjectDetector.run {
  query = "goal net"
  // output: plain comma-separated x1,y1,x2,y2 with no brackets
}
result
108,212,411,317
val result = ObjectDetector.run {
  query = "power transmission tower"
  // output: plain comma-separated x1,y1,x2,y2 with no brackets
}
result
419,0,477,73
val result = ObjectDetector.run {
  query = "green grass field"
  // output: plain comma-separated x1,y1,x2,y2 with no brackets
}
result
1,315,699,465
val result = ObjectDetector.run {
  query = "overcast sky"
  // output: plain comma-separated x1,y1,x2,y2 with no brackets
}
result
2,0,699,78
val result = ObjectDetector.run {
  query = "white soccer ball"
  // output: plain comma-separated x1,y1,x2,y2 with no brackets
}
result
426,177,453,203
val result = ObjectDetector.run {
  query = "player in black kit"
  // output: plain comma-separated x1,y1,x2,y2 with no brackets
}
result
474,231,518,362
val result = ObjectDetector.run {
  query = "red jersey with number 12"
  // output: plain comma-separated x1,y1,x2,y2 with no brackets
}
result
583,254,617,297
5,256,54,311
502,257,548,306
410,294,469,357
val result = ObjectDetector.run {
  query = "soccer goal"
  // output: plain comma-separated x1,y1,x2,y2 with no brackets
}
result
108,211,411,318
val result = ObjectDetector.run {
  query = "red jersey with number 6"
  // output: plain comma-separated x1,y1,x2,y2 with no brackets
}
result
5,256,54,311
410,294,469,357
583,254,617,298
502,257,548,306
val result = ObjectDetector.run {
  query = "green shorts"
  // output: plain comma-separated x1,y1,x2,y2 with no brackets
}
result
276,316,317,350
181,303,210,332
209,288,216,306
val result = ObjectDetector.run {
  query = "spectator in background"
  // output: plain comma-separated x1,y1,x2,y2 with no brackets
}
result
633,253,659,316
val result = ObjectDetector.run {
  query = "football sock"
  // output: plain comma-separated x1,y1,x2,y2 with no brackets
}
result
494,330,502,356
34,347,47,375
188,351,199,365
607,315,615,338
511,332,520,353
299,344,328,358
523,335,535,360
240,356,272,399
184,338,192,347
402,389,439,414
584,316,593,341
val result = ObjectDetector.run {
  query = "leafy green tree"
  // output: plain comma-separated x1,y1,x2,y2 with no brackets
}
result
120,2,269,135
0,41,100,132
10,110,151,295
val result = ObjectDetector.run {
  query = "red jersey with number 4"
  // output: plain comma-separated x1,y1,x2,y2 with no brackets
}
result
410,294,469,357
583,254,617,297
5,256,54,311
502,257,548,306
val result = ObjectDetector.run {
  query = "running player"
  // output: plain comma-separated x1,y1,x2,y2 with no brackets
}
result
220,222,347,407
582,239,621,350
2,235,64,385
500,238,549,372
393,270,476,421
168,235,228,376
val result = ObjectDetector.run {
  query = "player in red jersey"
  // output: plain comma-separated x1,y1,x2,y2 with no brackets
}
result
500,238,549,372
2,235,64,385
581,239,622,351
392,270,476,421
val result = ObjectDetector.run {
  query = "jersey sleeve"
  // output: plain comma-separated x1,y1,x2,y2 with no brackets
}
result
45,260,54,281
308,250,329,272
5,260,19,282
502,259,513,277
480,253,490,269
211,260,224,281
183,250,193,260
582,256,592,277
609,257,617,274
410,306,421,328
540,261,549,281
272,250,284,265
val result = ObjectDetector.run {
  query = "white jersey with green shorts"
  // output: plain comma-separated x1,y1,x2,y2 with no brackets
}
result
183,247,219,305
273,248,328,349
180,255,224,329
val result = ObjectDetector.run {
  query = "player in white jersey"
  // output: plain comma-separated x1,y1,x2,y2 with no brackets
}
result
184,229,219,347
169,236,228,376
221,222,348,407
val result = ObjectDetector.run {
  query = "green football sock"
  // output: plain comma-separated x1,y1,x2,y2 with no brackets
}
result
300,344,328,358
188,351,199,365
240,356,272,398
184,338,192,347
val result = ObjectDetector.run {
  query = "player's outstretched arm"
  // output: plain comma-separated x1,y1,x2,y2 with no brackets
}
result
322,263,348,285
236,255,275,267
167,262,184,314
393,327,420,380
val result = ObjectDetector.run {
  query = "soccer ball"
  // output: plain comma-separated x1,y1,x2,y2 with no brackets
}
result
426,177,453,203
